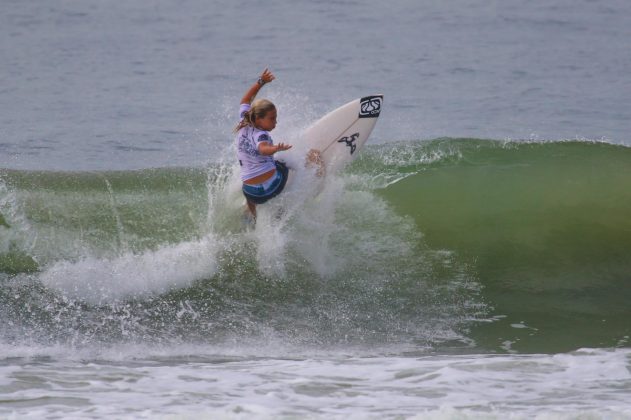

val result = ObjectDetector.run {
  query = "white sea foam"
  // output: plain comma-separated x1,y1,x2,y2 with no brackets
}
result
39,236,218,303
0,346,629,419
0,179,34,254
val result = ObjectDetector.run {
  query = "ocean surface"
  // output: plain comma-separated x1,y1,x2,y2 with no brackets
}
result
2,0,631,419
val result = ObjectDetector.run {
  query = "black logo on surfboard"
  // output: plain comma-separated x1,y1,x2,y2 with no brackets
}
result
359,95,382,118
338,132,360,155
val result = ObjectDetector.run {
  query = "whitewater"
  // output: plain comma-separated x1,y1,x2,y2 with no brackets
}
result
2,0,631,418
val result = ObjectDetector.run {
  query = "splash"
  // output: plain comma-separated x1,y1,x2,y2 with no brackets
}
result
39,236,219,304
0,140,496,350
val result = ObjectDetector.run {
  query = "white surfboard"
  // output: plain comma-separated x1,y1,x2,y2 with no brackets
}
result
303,95,383,174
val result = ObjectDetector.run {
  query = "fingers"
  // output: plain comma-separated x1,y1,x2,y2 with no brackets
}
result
261,68,275,83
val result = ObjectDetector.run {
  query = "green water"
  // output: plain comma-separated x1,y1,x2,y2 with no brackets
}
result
376,140,631,352
2,139,631,353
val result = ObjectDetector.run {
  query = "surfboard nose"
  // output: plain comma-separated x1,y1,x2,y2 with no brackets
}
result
359,95,383,118
304,95,383,174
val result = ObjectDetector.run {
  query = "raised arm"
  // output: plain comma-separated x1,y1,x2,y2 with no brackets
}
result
240,68,275,105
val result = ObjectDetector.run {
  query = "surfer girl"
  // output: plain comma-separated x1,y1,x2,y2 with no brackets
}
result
235,68,292,218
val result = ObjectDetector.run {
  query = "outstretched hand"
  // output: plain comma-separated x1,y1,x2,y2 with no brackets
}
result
275,142,292,152
258,141,291,156
260,68,275,84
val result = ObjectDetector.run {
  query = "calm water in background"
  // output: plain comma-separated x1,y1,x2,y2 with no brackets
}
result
1,0,630,170
2,1,631,419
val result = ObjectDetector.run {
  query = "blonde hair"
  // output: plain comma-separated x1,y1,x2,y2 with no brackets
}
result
234,99,276,133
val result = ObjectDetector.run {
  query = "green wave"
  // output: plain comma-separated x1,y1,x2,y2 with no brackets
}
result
370,139,631,352
2,139,630,353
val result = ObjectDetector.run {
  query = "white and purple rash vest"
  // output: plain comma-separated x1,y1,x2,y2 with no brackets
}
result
236,103,276,182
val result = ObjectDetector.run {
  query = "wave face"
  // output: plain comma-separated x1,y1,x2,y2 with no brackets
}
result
361,138,631,352
2,138,630,354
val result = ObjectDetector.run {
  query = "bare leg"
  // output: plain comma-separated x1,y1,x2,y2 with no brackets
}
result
246,199,257,219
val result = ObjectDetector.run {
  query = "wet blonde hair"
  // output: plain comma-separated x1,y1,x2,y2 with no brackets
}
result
234,99,276,133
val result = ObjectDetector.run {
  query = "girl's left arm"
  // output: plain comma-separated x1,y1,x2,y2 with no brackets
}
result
259,142,292,156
